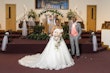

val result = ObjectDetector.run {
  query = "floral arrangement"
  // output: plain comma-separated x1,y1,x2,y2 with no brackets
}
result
67,9,76,20
38,9,63,17
53,29,63,49
28,9,37,19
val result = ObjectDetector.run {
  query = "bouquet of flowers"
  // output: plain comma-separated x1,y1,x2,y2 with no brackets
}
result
53,29,63,49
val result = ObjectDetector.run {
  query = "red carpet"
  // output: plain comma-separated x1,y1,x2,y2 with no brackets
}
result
0,38,106,54
0,50,110,73
0,31,108,73
0,31,106,53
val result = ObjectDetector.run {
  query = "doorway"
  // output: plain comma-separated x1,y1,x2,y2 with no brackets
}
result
87,5,97,31
6,4,16,31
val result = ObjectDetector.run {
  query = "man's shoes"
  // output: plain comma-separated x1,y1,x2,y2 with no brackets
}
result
72,55,75,58
1,51,6,54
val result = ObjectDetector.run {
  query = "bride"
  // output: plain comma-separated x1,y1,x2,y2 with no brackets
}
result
18,19,75,70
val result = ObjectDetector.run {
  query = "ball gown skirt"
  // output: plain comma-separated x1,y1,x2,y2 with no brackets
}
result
18,36,75,70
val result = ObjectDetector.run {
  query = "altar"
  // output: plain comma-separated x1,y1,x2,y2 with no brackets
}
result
101,29,110,49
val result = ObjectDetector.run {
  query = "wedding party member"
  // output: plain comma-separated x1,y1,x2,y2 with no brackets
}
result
18,19,74,70
47,15,54,33
1,32,9,51
53,15,59,25
68,16,82,58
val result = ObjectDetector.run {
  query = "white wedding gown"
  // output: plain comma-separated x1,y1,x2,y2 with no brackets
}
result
18,28,75,70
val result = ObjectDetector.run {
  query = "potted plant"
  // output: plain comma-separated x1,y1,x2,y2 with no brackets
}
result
62,24,69,40
27,25,49,40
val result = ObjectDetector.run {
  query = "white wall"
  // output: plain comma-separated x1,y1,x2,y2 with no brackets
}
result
0,0,35,30
0,0,110,30
102,29,110,49
96,0,110,30
0,0,5,30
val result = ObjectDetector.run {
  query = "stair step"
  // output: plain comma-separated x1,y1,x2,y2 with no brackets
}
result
97,46,107,52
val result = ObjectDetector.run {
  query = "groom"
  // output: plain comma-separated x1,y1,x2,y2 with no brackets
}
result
68,16,82,58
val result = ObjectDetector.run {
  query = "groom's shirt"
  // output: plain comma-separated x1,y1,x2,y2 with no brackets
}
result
71,22,78,36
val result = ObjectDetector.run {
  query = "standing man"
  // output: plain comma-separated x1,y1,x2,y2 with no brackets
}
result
68,16,82,58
